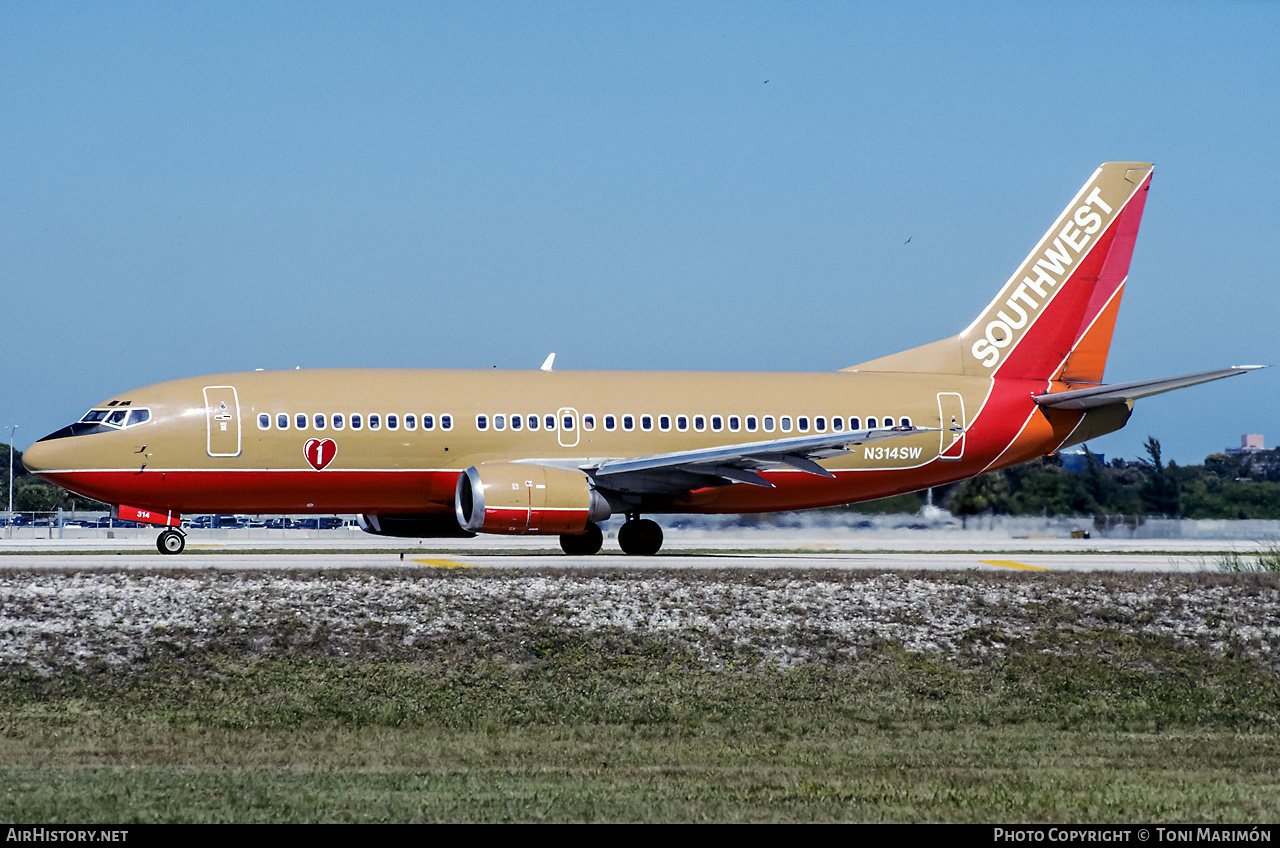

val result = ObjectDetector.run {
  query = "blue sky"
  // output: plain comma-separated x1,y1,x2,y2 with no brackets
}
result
3,2,1277,464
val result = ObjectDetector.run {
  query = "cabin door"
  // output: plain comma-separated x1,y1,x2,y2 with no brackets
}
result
204,385,242,457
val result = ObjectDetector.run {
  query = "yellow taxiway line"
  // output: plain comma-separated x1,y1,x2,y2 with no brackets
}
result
980,559,1050,571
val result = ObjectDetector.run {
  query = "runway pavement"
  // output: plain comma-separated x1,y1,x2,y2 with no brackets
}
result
3,520,1275,572
0,547,1246,573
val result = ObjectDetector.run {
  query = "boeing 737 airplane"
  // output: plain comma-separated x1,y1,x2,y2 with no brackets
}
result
21,162,1261,555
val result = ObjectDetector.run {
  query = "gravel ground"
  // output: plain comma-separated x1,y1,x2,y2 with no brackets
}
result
3,568,1279,674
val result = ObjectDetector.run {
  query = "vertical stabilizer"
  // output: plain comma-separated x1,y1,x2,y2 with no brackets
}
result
848,163,1153,382
961,162,1152,380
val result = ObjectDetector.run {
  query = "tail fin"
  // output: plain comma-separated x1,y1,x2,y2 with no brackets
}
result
848,162,1153,382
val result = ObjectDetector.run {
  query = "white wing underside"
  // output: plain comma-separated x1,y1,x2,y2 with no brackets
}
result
583,426,936,494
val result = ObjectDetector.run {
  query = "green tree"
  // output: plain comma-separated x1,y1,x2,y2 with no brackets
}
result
1007,465,1099,516
1131,437,1178,516
947,471,1010,521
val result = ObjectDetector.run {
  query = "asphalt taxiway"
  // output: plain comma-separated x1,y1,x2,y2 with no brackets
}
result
0,548,1249,573
3,520,1274,572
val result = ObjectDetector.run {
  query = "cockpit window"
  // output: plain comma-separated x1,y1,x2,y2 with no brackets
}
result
78,407,151,429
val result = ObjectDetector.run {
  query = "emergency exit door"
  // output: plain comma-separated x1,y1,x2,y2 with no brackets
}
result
937,392,966,461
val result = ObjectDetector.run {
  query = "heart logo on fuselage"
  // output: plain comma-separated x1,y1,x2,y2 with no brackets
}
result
304,438,337,471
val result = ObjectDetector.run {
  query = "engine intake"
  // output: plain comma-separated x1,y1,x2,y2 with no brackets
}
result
455,463,611,535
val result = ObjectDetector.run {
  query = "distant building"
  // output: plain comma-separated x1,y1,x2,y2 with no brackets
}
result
1225,434,1265,456
1060,449,1103,472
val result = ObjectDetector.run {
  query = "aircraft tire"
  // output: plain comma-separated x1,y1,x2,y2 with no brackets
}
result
618,518,663,556
157,529,186,555
559,522,603,555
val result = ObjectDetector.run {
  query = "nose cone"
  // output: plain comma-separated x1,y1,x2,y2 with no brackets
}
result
20,435,74,477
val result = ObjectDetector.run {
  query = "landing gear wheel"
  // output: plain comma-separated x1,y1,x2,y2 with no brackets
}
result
560,522,604,555
618,518,663,556
157,529,186,555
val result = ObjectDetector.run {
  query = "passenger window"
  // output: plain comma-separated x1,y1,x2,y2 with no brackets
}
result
441,415,453,430
369,414,381,431
814,416,826,432
693,415,705,431
423,414,434,431
333,413,345,430
583,415,595,431
659,415,671,431
849,417,860,431
624,415,636,431
641,415,653,431
561,415,574,431
746,415,758,432
476,415,488,431
494,414,505,431
763,416,775,432
295,413,307,431
314,413,326,430
351,414,363,430
527,414,538,430
405,414,416,431
711,415,723,431
387,414,398,430
276,413,289,430
832,417,843,431
781,416,793,433
604,415,616,431
258,413,270,430
900,417,912,427
866,417,877,429
797,416,809,432
676,415,688,431
544,414,555,431
511,415,522,431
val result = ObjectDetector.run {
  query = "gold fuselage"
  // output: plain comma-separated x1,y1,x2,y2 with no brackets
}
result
22,365,1110,518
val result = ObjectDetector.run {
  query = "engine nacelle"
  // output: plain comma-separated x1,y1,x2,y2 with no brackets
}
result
455,463,611,535
358,513,477,538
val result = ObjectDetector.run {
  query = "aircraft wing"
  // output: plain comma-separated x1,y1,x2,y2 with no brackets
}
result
588,426,935,493
1034,366,1265,411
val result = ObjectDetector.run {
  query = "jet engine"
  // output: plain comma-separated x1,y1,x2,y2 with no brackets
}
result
455,463,611,535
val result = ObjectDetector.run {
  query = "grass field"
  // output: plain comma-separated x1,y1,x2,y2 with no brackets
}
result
2,565,1278,822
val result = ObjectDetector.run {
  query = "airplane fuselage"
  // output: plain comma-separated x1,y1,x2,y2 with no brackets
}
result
25,366,1093,517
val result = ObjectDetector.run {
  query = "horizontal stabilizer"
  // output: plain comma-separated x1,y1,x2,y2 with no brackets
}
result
1034,366,1265,410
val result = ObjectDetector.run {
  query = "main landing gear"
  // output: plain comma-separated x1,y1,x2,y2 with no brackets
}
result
557,514,664,556
617,516,663,556
559,522,604,555
157,528,186,555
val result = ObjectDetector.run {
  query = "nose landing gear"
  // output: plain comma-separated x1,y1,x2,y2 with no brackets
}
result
157,528,186,555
